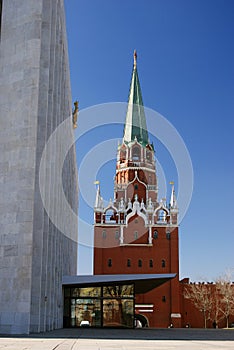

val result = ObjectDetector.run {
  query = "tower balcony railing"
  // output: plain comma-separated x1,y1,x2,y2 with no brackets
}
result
131,161,141,167
115,184,127,190
118,161,155,169
156,220,168,225
120,161,143,167
147,185,157,191
114,184,157,191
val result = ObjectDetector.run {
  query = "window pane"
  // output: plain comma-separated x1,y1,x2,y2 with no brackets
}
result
72,298,101,327
103,299,134,327
71,287,101,297
103,284,134,298
138,259,142,267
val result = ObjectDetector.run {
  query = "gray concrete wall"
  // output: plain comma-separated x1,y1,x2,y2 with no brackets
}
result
0,0,78,334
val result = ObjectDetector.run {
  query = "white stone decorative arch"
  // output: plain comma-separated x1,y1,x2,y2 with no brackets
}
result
103,202,119,223
104,204,118,214
128,139,142,161
153,204,169,217
127,170,147,189
126,209,147,226
126,198,147,226
125,170,147,203
119,143,127,162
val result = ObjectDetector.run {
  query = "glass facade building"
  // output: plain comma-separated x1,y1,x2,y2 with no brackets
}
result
62,273,176,329
64,284,134,328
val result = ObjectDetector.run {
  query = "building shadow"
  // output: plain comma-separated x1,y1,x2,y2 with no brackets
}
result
1,328,234,341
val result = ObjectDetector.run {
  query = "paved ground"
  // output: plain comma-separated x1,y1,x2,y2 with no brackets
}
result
1,328,234,350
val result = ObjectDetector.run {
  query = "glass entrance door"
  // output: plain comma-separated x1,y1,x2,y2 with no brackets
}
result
71,298,101,327
103,299,134,327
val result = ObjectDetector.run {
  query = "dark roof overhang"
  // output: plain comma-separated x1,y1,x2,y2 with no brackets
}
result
62,273,176,294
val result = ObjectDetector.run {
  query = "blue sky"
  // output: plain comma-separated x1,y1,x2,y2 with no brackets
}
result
64,0,234,281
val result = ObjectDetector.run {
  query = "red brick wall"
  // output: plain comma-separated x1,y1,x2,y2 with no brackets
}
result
94,225,179,274
94,223,181,328
179,282,234,328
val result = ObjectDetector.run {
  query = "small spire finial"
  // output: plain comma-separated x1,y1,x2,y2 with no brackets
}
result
170,181,178,209
133,50,137,69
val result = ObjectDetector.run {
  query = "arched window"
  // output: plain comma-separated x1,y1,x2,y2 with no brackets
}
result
162,259,166,268
108,258,112,267
127,259,131,267
158,209,166,222
105,209,117,222
102,230,106,239
120,148,126,163
146,150,152,162
166,231,170,240
149,259,153,268
138,259,142,267
153,230,158,239
132,147,140,161
134,231,138,240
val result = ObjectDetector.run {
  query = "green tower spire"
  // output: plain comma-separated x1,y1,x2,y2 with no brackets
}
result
123,50,149,146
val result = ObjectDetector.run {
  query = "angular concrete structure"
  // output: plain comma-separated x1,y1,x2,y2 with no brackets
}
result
0,0,78,334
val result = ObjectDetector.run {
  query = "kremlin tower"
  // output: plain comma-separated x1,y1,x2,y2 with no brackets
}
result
93,51,181,328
